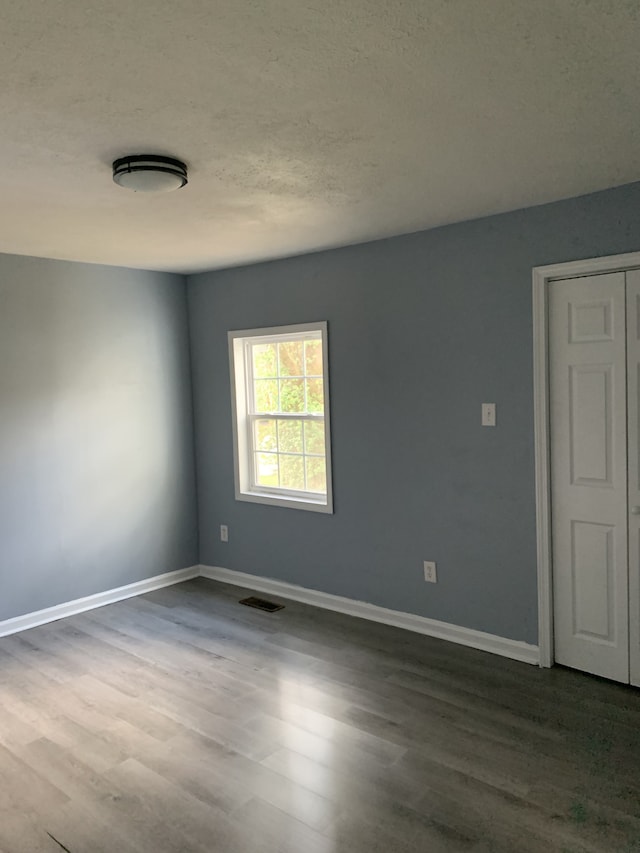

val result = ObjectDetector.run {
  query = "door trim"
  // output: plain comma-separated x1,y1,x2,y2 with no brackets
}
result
533,252,640,668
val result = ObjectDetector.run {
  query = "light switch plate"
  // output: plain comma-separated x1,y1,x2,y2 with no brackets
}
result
482,403,496,427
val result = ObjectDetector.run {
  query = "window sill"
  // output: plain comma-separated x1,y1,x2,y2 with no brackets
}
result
236,489,333,514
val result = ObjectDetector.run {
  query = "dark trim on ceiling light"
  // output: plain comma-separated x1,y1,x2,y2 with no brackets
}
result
112,154,188,190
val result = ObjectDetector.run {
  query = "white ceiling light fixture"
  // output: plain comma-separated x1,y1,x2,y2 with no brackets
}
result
112,154,188,193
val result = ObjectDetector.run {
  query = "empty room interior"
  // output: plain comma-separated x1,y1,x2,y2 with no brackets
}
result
2,1,640,851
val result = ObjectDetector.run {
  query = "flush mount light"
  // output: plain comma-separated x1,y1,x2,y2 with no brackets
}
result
112,154,188,193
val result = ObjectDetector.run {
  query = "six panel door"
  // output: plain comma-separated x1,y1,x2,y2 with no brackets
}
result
626,269,640,687
550,272,629,683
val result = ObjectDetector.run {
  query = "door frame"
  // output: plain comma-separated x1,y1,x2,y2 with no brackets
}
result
533,251,640,668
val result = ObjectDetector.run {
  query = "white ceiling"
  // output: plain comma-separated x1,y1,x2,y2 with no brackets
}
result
0,0,639,274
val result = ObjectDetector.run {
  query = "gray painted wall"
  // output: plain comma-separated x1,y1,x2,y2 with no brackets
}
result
0,254,197,621
188,181,640,645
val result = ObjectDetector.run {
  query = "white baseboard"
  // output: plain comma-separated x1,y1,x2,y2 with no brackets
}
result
0,566,200,639
199,565,540,666
0,562,539,666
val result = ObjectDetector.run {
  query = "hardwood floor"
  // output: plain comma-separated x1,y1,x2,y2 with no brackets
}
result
1,578,640,852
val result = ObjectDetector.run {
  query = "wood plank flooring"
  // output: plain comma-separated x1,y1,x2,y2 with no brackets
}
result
1,577,640,852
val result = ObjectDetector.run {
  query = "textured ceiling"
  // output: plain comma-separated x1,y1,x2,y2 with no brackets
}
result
0,0,639,273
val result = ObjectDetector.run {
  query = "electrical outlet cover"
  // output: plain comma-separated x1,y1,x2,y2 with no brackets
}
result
423,561,437,583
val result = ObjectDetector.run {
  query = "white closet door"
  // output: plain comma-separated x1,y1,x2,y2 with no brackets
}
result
626,269,640,687
550,272,629,683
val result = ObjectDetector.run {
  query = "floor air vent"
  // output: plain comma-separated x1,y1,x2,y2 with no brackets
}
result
239,596,284,613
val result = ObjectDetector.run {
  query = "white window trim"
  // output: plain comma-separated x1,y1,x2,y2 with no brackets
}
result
228,321,334,513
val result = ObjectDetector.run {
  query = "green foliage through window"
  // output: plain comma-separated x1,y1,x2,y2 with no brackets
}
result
249,333,327,495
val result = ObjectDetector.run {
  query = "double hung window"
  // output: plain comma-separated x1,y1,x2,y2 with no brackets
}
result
229,322,333,512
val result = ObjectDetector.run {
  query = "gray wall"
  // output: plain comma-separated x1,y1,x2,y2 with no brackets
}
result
0,254,197,621
188,181,640,645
